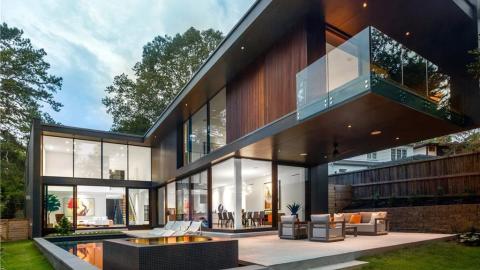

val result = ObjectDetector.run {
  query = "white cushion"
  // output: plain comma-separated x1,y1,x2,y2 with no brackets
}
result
311,214,330,223
333,213,344,222
281,215,296,223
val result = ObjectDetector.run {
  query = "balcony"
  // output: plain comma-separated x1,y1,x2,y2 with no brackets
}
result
296,26,463,124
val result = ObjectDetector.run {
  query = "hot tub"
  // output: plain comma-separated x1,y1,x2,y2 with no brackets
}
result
103,236,238,270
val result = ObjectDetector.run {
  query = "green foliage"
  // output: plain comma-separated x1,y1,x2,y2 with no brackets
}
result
103,27,224,135
46,194,60,213
55,216,72,235
286,202,301,215
0,23,62,218
360,241,480,270
467,48,480,79
1,240,53,270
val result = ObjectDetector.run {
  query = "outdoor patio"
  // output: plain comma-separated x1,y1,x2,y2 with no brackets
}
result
231,232,454,269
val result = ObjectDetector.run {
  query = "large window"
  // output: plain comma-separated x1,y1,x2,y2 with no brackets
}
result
166,182,176,221
77,186,126,228
190,105,208,163
183,88,226,165
74,140,101,179
278,165,306,221
176,178,190,221
103,143,127,180
191,171,208,222
44,185,74,228
128,188,149,225
43,136,73,177
209,89,226,151
128,146,151,181
211,158,273,230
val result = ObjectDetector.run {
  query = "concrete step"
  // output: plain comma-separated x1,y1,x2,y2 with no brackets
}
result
308,260,369,270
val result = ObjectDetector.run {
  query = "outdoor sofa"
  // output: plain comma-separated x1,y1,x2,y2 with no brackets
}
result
335,211,389,236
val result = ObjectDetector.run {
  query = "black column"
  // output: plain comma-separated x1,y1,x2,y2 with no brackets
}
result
307,163,329,219
271,161,278,229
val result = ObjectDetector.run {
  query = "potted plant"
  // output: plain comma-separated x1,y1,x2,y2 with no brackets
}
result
286,202,301,221
46,194,61,227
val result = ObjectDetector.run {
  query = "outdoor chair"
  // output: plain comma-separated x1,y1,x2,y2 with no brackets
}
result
172,221,192,236
185,221,202,235
278,215,307,239
308,214,345,242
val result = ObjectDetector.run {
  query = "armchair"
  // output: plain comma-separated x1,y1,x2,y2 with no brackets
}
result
278,215,307,239
308,214,345,242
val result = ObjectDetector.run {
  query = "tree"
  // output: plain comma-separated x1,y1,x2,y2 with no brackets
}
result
0,23,62,218
103,27,224,135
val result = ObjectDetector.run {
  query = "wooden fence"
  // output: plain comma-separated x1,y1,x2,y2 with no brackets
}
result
329,152,480,200
328,185,352,213
0,219,29,241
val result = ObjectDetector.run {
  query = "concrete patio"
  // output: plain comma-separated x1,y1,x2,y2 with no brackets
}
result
233,232,454,269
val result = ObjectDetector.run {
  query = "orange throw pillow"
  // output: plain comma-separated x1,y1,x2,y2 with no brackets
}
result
349,214,361,224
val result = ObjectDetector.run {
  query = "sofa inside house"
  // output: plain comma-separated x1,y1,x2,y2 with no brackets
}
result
77,216,112,227
334,211,389,235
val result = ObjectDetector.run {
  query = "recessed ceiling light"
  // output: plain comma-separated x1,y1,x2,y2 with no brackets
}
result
300,153,308,156
405,31,411,36
185,103,188,107
324,155,328,159
362,2,368,8
241,46,245,50
347,124,352,128
395,137,400,140
370,130,382,135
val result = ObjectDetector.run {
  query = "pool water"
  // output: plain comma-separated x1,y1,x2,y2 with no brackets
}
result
56,240,104,269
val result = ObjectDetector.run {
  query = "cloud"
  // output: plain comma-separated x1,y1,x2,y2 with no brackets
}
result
2,0,254,131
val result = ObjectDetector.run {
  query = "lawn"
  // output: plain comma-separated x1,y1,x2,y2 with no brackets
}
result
1,240,53,270
360,241,480,270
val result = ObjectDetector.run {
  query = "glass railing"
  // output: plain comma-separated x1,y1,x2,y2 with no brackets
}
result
296,26,455,121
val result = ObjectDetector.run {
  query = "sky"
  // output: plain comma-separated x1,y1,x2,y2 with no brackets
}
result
2,0,255,131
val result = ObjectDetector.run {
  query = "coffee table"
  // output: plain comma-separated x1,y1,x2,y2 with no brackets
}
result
345,225,358,237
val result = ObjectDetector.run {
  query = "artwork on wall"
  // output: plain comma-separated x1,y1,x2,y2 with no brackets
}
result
264,182,272,210
65,198,95,216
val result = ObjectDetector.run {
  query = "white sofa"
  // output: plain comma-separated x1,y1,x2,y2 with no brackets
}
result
77,216,111,226
338,212,389,235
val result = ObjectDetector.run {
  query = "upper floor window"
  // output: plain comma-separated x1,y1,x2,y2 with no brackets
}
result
183,88,226,166
42,136,151,181
391,148,407,161
74,139,101,179
367,152,377,160
43,136,73,177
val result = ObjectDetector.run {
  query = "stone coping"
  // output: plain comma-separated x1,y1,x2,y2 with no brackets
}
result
34,238,98,270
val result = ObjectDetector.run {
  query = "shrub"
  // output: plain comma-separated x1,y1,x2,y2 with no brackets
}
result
55,216,72,235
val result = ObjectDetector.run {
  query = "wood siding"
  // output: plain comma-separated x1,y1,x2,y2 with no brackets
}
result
151,128,177,183
226,26,307,142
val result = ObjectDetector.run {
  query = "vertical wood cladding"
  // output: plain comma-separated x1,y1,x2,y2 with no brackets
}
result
226,26,307,143
151,128,177,183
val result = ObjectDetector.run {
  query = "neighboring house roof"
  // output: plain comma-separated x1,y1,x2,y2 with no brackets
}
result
369,154,437,169
330,160,380,167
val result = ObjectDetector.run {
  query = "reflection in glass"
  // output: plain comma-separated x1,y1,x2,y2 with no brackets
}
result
44,185,73,228
102,143,127,180
128,145,151,181
190,105,208,162
42,136,73,177
209,89,227,151
183,121,189,165
278,165,306,221
77,186,126,228
191,171,208,222
74,140,101,179
370,28,403,84
167,182,176,221
402,48,427,96
211,159,235,228
427,62,451,110
128,188,149,225
176,178,190,221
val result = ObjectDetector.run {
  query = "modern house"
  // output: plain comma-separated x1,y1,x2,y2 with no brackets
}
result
25,0,480,237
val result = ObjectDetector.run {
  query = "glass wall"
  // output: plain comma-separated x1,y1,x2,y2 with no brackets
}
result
190,105,208,163
44,185,74,228
128,188,149,225
42,136,151,181
128,145,151,181
166,182,176,221
209,88,226,151
176,178,190,220
74,140,101,178
43,136,73,177
278,165,306,221
103,143,127,180
183,88,227,166
211,158,273,230
191,171,208,222
77,186,126,228
158,187,165,225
